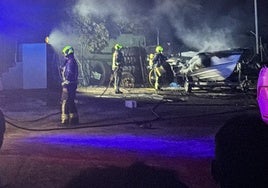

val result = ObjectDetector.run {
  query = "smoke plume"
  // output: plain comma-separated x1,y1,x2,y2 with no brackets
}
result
48,0,252,53
152,0,251,51
48,25,78,53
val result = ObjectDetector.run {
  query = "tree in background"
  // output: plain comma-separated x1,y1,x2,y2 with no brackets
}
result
71,15,109,53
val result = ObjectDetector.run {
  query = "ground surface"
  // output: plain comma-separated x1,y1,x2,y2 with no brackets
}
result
0,87,259,188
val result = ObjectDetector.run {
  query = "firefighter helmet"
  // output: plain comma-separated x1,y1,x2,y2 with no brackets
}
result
155,45,163,53
62,45,74,56
114,43,123,50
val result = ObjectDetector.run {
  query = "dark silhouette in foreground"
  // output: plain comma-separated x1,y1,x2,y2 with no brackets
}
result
0,109,5,187
211,114,268,188
65,162,188,188
0,109,5,149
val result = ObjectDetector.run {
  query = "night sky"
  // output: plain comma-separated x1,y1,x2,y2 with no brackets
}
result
0,0,268,51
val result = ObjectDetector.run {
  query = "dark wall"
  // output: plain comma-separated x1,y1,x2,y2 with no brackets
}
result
46,45,62,90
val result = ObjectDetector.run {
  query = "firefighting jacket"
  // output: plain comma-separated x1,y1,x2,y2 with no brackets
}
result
153,53,167,67
61,56,78,85
112,49,124,71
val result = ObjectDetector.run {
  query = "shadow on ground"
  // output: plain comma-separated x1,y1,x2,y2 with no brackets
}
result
65,162,188,188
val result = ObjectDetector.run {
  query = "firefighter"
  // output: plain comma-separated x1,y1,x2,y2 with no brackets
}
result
153,45,168,90
60,45,79,125
112,43,125,94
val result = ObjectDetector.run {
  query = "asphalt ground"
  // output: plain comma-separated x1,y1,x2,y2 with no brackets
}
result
0,87,259,188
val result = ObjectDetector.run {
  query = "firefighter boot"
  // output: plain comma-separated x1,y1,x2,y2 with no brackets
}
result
69,113,79,125
154,75,161,91
114,72,123,94
154,82,161,91
61,114,69,125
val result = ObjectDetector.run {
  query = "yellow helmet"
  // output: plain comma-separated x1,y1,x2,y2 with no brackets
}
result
62,45,74,56
114,43,123,50
155,45,163,53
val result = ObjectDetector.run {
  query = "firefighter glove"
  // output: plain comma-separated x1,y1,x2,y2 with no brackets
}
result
61,80,70,86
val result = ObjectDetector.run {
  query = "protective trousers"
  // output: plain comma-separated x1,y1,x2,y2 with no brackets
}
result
154,67,161,90
113,67,122,92
61,83,79,125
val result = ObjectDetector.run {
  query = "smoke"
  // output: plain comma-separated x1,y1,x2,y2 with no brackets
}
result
152,0,249,52
48,0,129,54
176,25,237,52
48,26,78,53
73,0,130,22
47,0,252,54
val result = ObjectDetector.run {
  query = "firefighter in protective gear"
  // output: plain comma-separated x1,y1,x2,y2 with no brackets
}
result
61,45,79,125
153,45,168,90
112,43,124,94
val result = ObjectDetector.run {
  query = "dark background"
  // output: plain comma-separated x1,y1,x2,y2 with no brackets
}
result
1,0,268,50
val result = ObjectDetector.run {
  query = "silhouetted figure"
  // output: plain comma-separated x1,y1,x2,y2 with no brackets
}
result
152,45,173,91
211,114,268,188
65,162,188,188
112,44,124,94
153,45,167,91
60,45,79,125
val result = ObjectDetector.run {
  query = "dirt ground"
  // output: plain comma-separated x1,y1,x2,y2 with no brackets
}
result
0,87,259,188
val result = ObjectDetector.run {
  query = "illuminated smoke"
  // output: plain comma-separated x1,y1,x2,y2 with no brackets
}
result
47,26,78,53
47,0,251,53
153,0,246,52
177,25,236,52
48,0,132,54
73,0,126,18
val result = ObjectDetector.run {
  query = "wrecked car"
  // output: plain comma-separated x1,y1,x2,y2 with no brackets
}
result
150,48,259,92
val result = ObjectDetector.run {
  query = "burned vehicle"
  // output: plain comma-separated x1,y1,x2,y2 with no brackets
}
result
149,48,259,92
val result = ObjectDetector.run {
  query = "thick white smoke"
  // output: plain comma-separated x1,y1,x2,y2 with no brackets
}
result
48,26,78,53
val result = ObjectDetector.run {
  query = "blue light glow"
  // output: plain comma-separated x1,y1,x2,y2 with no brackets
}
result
23,133,214,158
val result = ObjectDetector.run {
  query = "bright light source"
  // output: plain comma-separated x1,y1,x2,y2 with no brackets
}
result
45,36,49,44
